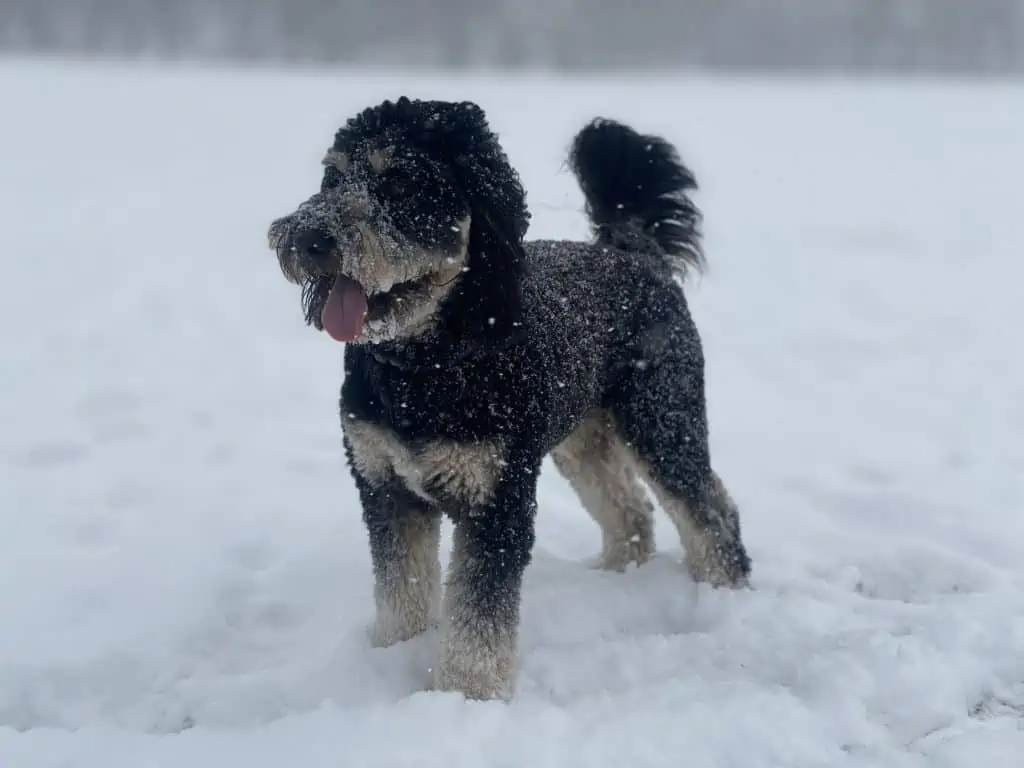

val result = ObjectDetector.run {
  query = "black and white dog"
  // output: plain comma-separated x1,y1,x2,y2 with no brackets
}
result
268,97,751,700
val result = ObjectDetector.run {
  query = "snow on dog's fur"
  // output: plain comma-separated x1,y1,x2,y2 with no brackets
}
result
268,97,752,700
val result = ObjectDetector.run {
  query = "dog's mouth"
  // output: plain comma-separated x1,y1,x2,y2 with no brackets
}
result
318,269,453,343
320,274,368,342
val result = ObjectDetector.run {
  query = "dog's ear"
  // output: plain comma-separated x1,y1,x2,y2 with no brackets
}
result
418,101,531,349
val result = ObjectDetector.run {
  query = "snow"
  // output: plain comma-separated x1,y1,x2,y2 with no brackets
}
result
2,58,1023,766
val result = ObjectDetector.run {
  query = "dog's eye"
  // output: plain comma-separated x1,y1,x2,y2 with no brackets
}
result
376,172,411,199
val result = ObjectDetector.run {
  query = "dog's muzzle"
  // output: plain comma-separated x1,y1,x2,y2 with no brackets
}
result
290,227,336,263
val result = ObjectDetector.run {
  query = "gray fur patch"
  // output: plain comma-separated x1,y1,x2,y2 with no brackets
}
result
343,416,506,506
552,409,655,571
370,513,442,648
322,149,350,172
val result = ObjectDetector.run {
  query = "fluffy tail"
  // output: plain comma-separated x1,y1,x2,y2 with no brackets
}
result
568,118,704,279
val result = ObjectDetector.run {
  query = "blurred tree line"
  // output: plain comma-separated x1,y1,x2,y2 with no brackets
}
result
1,0,1021,73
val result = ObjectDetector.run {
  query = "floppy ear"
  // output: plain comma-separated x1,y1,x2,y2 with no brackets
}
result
449,185,528,349
420,101,531,349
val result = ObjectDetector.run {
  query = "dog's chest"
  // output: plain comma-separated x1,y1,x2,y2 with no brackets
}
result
343,416,506,507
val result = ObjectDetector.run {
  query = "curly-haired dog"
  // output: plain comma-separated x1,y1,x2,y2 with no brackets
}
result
268,97,752,700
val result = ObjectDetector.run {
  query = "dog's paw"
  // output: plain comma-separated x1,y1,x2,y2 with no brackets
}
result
433,632,516,701
432,660,514,702
590,532,655,572
686,541,752,590
368,614,436,648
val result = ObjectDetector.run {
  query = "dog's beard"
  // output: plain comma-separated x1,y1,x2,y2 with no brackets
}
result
297,255,466,344
301,274,334,331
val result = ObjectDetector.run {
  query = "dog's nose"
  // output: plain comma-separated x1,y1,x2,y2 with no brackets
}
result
292,228,336,259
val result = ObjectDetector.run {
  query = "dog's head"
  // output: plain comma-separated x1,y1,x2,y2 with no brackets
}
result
268,97,529,348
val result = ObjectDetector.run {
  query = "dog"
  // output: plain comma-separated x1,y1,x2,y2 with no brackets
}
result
267,97,752,701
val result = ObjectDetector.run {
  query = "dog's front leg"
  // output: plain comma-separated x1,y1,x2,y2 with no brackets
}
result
435,453,539,701
357,476,442,648
343,419,443,647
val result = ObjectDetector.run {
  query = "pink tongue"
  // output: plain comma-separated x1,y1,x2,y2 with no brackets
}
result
320,276,368,342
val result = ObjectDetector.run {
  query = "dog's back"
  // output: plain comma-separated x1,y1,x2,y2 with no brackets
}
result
516,118,710,452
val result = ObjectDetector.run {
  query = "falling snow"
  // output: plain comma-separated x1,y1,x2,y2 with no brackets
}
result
1,61,1023,767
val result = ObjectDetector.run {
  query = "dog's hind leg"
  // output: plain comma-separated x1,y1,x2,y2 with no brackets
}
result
552,410,655,571
610,353,752,588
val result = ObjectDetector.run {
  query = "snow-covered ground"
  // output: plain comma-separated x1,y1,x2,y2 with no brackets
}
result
1,59,1023,766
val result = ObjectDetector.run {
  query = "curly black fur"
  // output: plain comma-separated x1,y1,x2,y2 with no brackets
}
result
569,117,705,278
269,97,752,701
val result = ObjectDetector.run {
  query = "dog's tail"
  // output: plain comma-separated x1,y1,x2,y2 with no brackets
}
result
568,118,704,279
